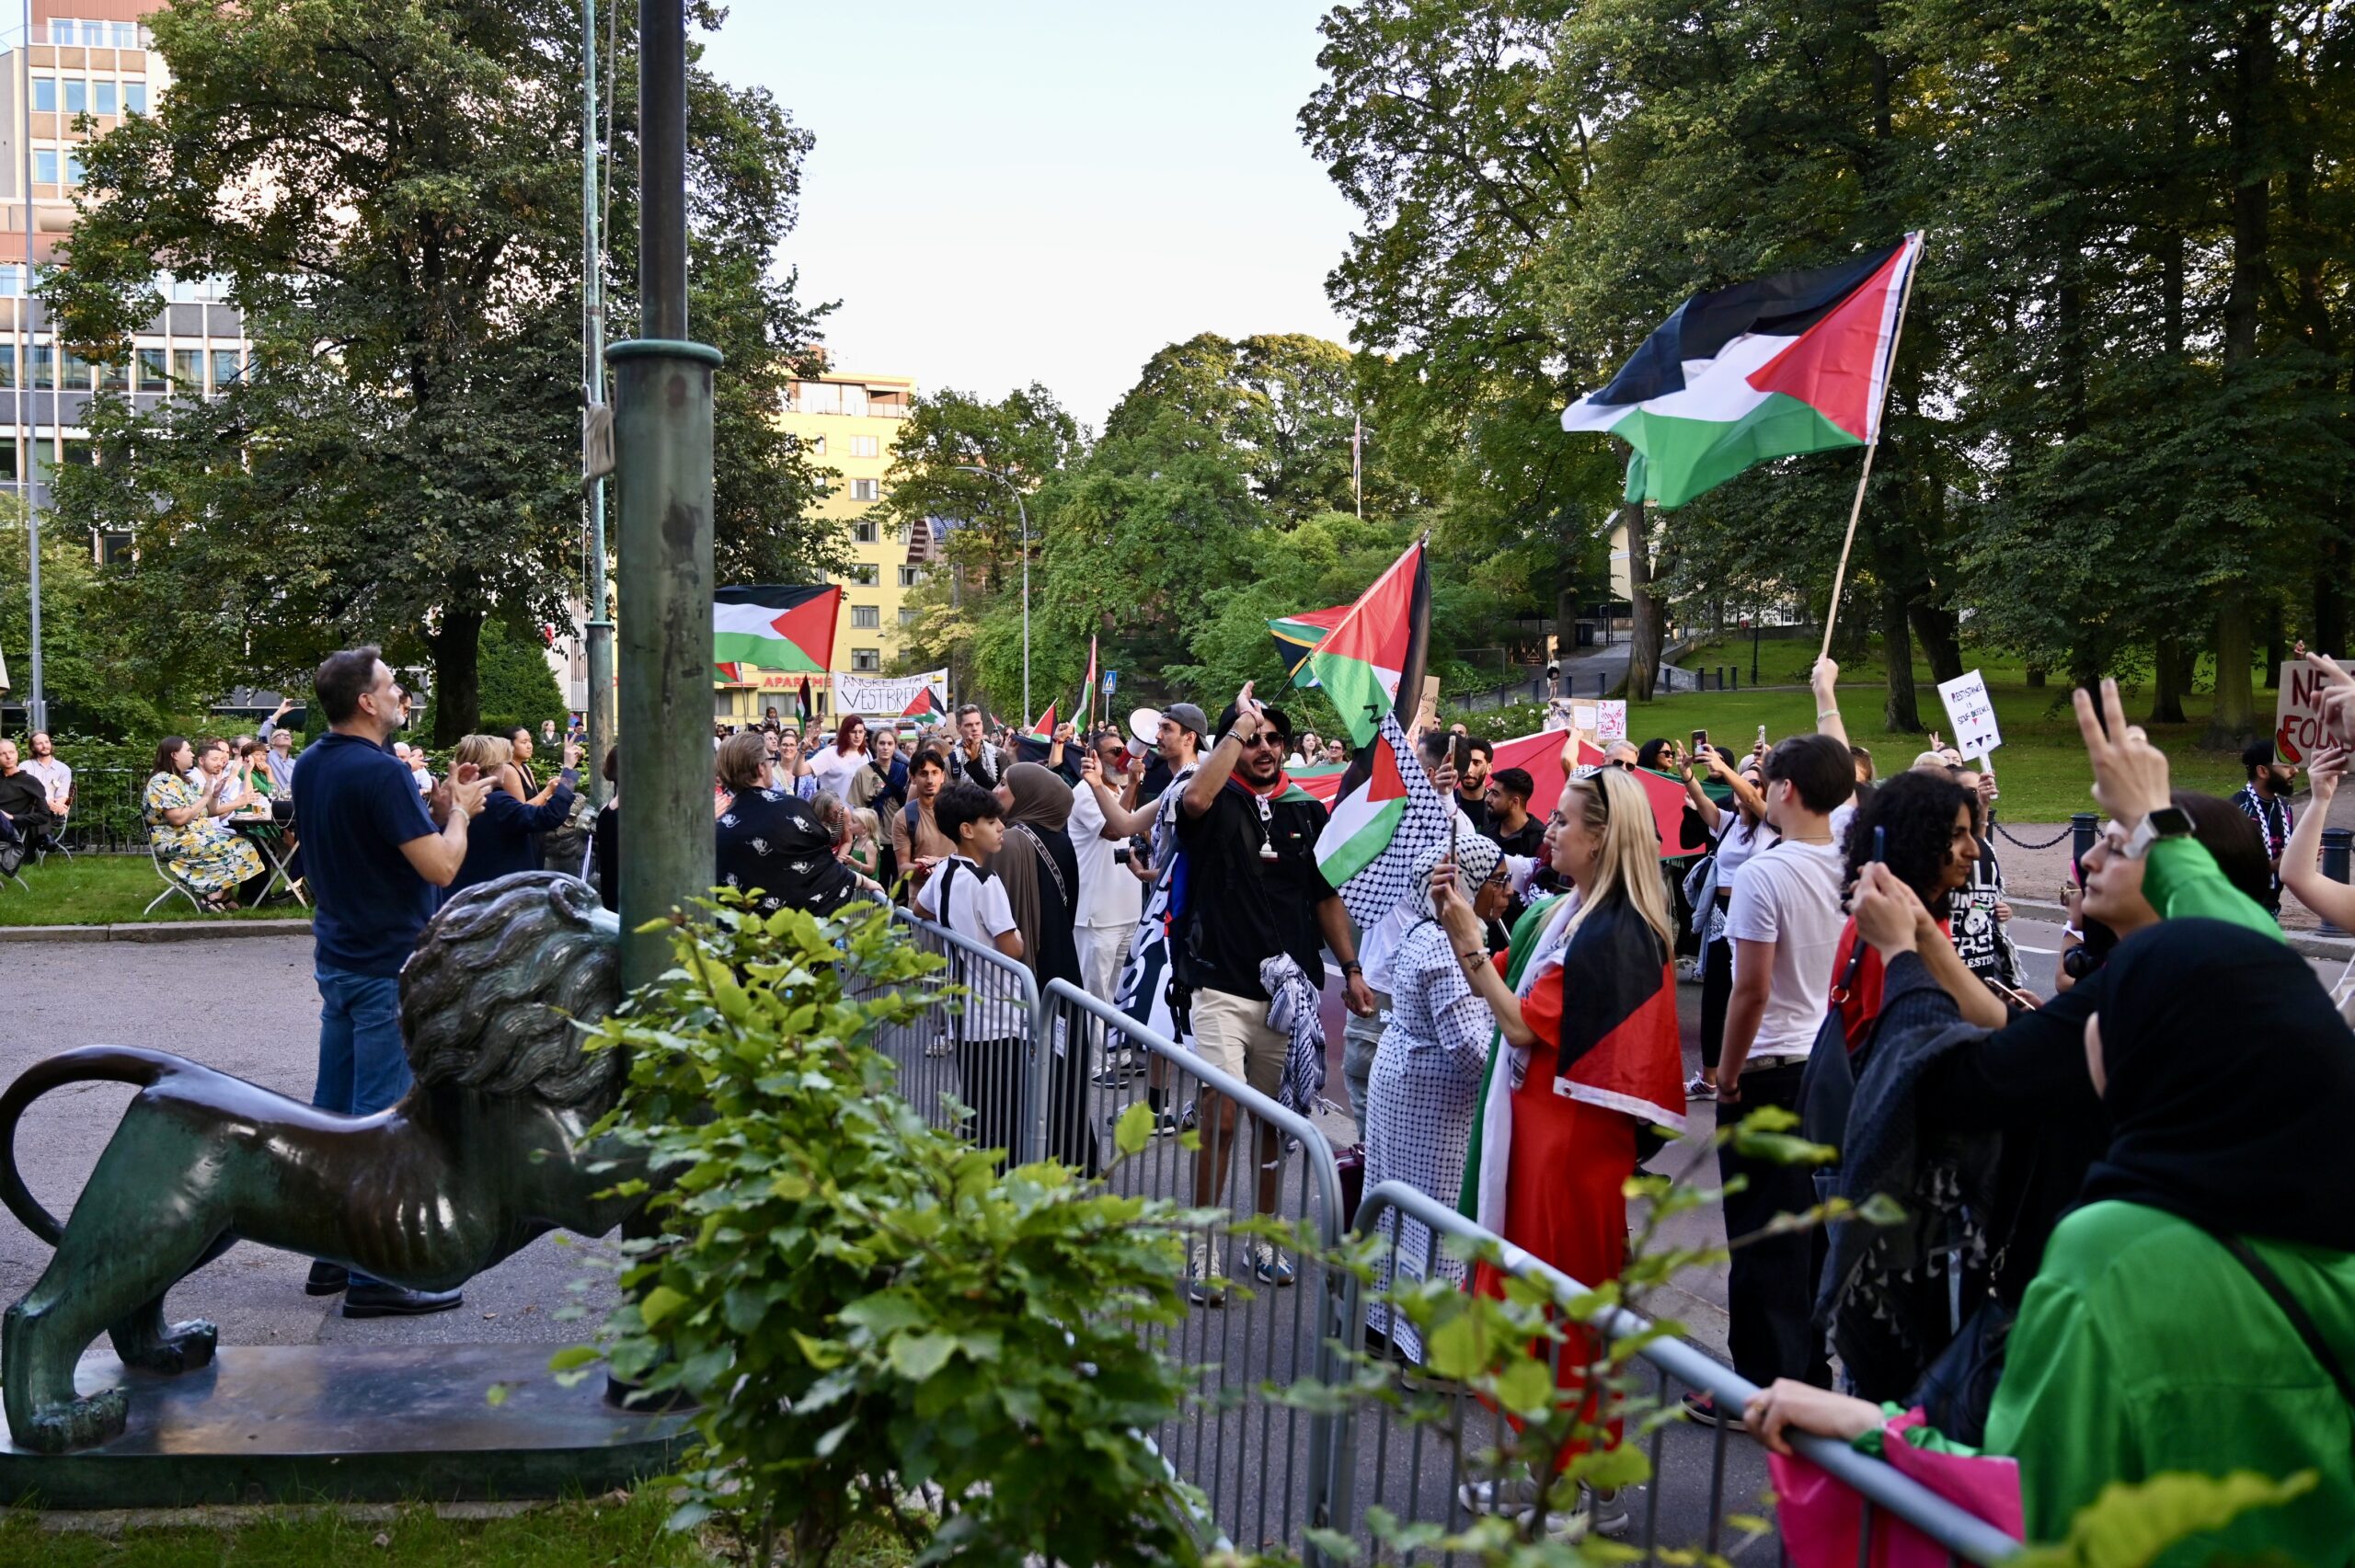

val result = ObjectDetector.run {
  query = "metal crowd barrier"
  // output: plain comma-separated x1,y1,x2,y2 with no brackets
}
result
1334,1183,2022,1565
879,910,2022,1567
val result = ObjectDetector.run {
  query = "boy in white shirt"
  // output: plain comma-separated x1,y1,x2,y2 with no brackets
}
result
913,782,1027,1157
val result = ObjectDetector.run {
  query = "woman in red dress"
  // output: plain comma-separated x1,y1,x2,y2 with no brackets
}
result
1436,764,1687,1537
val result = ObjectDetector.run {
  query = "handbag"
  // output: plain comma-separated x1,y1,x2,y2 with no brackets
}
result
1771,1408,2024,1568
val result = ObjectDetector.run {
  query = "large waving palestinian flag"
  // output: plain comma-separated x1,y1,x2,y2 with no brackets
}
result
1316,712,1452,930
1308,542,1430,747
1562,233,1923,510
713,585,842,673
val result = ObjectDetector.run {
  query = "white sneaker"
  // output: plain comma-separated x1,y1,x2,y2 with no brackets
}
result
1454,1474,1599,1540
1186,1240,1224,1309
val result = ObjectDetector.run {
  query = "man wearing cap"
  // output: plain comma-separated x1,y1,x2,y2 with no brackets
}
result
1173,681,1373,1304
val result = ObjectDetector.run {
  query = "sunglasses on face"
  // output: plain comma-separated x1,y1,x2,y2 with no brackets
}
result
1238,732,1287,750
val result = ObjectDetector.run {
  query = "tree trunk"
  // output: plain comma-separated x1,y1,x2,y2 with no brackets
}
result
1880,578,1921,731
2264,604,2285,690
1623,501,1661,701
2206,596,2260,749
2316,554,2347,662
2149,634,2188,724
429,604,487,745
1553,517,1582,690
1906,598,1963,684
2026,666,2046,689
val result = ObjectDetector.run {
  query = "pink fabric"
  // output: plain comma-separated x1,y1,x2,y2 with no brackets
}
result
1770,1409,2023,1568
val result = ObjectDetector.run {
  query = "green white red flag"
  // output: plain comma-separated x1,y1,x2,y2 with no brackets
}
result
1563,234,1922,509
713,585,842,673
1315,712,1452,929
1308,541,1430,747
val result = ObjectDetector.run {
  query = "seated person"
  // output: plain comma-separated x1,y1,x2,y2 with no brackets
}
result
0,738,56,847
143,735,269,909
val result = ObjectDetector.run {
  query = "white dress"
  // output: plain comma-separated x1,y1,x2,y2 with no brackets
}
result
1361,917,1495,1362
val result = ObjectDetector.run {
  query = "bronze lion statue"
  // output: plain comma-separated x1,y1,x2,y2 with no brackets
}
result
0,872,646,1453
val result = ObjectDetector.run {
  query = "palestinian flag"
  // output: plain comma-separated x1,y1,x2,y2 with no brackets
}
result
713,585,842,672
1562,233,1923,510
1309,542,1430,746
1024,701,1058,742
1269,601,1351,688
902,686,945,723
1315,712,1451,930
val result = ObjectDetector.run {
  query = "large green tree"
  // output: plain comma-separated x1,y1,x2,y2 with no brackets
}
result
46,0,836,740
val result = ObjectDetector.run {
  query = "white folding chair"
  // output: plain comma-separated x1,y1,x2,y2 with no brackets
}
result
144,838,209,916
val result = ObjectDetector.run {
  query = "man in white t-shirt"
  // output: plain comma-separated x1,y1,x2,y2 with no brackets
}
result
913,781,1027,1156
1068,729,1146,1061
1706,730,1855,1415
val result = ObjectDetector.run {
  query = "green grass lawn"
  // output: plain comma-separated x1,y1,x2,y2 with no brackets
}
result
0,853,311,928
0,1494,918,1567
1633,652,2247,819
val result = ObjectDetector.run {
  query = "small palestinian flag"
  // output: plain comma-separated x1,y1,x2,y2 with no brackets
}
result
1309,542,1430,747
1562,233,1923,509
713,585,842,672
1315,712,1451,930
1024,701,1058,741
902,686,945,722
1269,601,1351,688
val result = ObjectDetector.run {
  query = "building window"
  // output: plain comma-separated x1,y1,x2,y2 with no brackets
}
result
0,441,18,482
60,438,92,468
113,21,139,48
31,77,54,113
848,435,879,458
97,531,132,565
93,81,116,116
136,346,166,390
849,478,879,501
851,604,879,629
33,150,57,186
63,153,84,188
844,564,879,586
28,344,53,389
841,384,869,418
854,519,878,544
212,349,243,390
63,79,86,116
60,349,92,390
123,81,146,115
807,433,825,456
0,349,15,389
899,607,920,626
851,647,880,672
0,265,21,298
898,565,923,588
172,347,201,391
100,357,128,392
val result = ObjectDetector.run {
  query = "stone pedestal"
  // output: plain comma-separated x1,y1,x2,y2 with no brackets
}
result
0,1344,686,1508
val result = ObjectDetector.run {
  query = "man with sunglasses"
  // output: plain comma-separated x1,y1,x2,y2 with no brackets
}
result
1174,682,1374,1303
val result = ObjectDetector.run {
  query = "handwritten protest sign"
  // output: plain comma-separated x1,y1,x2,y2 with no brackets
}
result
1936,670,2004,759
2275,659,2336,766
1595,700,1628,743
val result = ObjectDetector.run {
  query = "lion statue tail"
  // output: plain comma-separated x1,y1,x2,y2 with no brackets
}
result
0,1046,183,1246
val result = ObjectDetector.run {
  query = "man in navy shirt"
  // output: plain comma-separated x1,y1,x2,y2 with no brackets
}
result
292,646,488,1316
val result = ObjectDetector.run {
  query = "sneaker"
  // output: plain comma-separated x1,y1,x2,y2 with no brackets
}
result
1456,1475,1596,1540
1589,1485,1633,1539
1186,1241,1225,1309
1155,1103,1196,1139
1679,956,1705,982
1091,1049,1138,1085
1252,1241,1296,1288
1681,1389,1741,1428
925,1036,952,1059
1684,1071,1718,1102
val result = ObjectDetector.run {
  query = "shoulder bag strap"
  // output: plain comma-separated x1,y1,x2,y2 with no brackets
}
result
2204,1224,2355,1417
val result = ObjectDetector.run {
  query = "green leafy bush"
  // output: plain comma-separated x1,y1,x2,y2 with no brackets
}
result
577,896,1208,1567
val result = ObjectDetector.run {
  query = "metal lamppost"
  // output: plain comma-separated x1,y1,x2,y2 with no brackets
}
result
609,0,720,990
952,464,1029,723
579,0,614,804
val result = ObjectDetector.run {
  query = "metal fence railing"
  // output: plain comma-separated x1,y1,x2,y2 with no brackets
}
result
52,767,153,854
879,910,2024,1567
873,905,1048,1166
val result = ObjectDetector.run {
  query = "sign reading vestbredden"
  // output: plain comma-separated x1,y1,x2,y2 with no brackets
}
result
1936,670,2004,759
833,669,949,716
2275,659,2338,766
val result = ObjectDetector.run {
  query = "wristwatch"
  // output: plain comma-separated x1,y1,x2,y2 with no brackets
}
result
2120,806,2192,861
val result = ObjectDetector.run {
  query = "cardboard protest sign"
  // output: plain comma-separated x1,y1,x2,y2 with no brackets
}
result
2275,659,2336,765
1936,670,2003,759
1595,700,1628,743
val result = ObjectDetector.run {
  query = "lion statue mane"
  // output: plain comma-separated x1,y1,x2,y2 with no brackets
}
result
0,872,647,1454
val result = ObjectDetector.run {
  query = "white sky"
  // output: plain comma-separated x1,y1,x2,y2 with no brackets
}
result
706,1,1361,429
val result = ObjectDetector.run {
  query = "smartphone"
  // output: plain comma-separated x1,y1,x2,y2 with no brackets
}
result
1691,728,1708,750
1756,724,1768,750
1453,733,1472,778
1871,824,1886,864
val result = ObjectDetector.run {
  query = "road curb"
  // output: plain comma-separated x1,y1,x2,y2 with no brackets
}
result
0,919,312,944
2009,898,2355,962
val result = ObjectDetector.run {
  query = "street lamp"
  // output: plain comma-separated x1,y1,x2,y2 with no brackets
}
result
952,464,1030,723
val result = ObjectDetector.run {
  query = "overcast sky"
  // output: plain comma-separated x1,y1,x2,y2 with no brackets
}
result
708,1,1361,429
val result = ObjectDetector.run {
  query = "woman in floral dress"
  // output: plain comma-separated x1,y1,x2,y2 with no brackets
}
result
145,736,266,908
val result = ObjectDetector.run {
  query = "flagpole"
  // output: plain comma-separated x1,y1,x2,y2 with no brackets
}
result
1818,242,1922,666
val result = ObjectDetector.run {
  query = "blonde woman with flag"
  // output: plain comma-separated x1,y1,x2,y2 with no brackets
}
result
1435,763,1686,1537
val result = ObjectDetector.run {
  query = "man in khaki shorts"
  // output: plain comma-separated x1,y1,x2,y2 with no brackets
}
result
1174,682,1373,1305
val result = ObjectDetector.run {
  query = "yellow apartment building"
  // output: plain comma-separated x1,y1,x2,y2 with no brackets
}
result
711,366,925,723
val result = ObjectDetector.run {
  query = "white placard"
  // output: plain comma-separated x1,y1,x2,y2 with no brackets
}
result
1936,670,2004,758
1595,700,1628,743
2275,658,2337,766
833,669,948,715
1570,703,1597,735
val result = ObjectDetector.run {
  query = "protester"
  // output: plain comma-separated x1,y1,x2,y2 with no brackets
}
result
948,703,1011,789
713,731,863,918
1441,766,1683,1536
1346,729,1477,1144
810,714,872,797
1361,835,1506,1363
1175,686,1373,1302
1944,764,2019,992
21,732,72,826
1291,728,1324,768
913,782,1027,1155
1705,731,1855,1417
1071,729,1146,1073
505,727,545,802
1750,911,2355,1562
190,738,247,818
770,725,819,800
890,747,956,891
982,762,1093,1169
845,807,882,881
1321,738,1348,765
1824,768,1978,1047
1483,767,1543,857
2234,741,2296,918
849,725,907,815
139,738,270,909
591,746,620,910
1678,744,1773,1102
293,647,488,1315
443,733,579,900
1453,735,1494,833
1091,702,1209,1127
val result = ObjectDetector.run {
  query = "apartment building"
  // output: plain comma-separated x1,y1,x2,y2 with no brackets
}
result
713,366,925,722
0,3,249,569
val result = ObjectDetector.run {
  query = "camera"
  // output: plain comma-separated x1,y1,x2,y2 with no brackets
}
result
1113,846,1132,864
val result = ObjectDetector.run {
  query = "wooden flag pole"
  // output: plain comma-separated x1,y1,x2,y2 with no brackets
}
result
1817,244,1923,665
